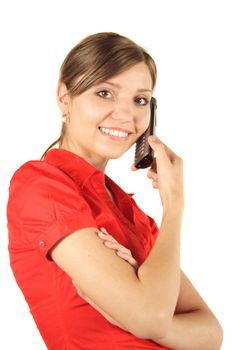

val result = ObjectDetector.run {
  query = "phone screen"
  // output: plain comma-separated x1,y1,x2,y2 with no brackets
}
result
134,97,157,169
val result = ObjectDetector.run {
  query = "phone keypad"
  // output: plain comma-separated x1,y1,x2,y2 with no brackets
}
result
136,135,147,155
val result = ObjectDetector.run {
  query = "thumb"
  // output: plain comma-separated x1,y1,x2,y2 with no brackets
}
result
148,136,178,162
147,135,161,145
148,136,166,159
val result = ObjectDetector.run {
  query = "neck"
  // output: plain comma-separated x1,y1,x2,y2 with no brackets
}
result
60,139,109,172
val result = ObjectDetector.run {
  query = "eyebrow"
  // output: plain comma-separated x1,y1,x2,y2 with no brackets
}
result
103,81,152,93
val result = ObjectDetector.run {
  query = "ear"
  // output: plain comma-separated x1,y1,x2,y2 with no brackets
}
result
57,82,71,114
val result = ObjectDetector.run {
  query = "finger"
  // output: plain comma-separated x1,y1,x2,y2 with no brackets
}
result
116,251,138,268
150,158,157,173
98,229,137,260
146,172,159,188
99,227,117,241
147,169,158,180
102,240,133,259
103,241,119,249
117,245,131,255
99,227,119,242
103,241,130,256
99,230,130,249
151,180,159,189
100,227,108,234
148,136,178,161
98,231,118,244
130,164,138,171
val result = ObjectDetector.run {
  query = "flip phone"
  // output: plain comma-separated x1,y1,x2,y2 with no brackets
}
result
134,97,157,169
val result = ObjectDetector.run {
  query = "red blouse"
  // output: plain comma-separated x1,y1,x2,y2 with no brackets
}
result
7,149,170,350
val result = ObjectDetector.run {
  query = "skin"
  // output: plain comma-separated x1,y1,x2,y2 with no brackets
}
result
54,62,223,349
58,62,153,172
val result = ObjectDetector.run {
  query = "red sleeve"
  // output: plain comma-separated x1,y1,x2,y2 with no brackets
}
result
7,161,97,259
128,194,159,254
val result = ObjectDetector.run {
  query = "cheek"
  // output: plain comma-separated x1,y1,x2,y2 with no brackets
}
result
85,100,111,123
137,106,150,129
138,116,150,134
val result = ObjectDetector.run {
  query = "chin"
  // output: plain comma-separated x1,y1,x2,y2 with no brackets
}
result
101,149,126,160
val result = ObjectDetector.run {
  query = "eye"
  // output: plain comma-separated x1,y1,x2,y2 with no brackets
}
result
96,90,112,98
135,97,149,106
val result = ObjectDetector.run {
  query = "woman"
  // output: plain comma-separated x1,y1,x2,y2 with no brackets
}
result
7,32,223,349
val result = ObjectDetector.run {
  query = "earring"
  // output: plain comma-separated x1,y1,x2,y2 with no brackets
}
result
62,114,70,123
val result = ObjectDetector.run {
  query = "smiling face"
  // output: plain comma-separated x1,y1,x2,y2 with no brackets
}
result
57,62,153,171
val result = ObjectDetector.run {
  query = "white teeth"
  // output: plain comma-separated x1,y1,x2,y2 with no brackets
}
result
100,127,128,137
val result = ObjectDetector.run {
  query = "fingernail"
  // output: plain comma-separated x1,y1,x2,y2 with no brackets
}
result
100,227,107,233
131,164,137,171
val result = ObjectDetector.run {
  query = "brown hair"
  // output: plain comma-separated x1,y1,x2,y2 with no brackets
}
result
41,32,157,159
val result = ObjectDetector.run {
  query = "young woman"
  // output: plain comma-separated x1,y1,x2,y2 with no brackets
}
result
7,32,223,350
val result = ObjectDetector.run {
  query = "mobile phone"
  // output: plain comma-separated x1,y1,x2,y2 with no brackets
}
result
134,97,157,169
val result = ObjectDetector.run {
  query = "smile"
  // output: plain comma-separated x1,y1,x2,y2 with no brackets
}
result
99,127,129,138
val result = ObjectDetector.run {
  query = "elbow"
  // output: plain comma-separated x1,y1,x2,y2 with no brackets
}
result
207,311,224,350
129,309,170,341
213,321,224,350
218,328,224,350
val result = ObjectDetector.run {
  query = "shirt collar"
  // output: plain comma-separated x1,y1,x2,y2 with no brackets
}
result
44,148,105,188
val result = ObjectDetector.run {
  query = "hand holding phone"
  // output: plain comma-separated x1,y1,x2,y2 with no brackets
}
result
134,97,157,169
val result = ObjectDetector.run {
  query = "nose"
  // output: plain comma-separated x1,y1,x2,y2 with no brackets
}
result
111,100,134,122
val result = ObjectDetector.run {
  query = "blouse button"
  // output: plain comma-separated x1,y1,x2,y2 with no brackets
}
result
39,240,46,248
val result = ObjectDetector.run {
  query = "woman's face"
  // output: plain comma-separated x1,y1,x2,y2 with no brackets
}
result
59,62,153,170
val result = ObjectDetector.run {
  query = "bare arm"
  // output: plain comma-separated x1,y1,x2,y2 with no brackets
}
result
154,271,223,350
82,232,223,349
50,136,184,339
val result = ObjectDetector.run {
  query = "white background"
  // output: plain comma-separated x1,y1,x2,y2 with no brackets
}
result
0,0,232,349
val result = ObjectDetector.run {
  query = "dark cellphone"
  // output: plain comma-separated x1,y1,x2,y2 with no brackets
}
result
134,97,157,169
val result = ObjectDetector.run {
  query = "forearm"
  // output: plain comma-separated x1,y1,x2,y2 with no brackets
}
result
153,309,223,350
137,204,183,326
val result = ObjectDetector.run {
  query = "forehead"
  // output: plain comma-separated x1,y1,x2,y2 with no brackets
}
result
107,62,153,90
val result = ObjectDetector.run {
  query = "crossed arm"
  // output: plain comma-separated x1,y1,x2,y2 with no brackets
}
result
154,271,223,350
72,228,223,350
50,227,222,350
50,139,223,349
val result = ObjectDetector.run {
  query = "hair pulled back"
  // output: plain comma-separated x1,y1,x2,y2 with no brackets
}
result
41,32,157,158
